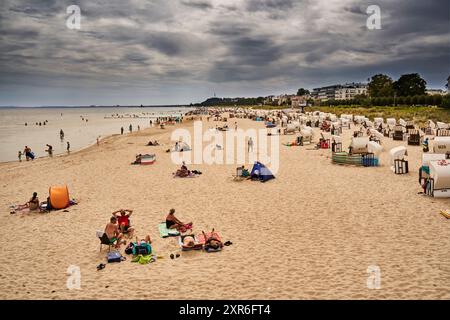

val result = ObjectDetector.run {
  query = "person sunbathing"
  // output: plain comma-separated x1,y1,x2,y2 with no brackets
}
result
182,234,196,247
147,140,159,146
131,154,142,165
15,192,41,212
202,229,223,250
112,209,135,238
166,208,192,232
105,216,124,248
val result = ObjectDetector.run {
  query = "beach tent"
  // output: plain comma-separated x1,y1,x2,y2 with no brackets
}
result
433,137,450,154
49,185,70,210
429,160,450,198
250,162,275,182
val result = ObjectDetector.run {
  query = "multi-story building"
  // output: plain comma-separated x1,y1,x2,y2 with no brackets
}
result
312,83,368,101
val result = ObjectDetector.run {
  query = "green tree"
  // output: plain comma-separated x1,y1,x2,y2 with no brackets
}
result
393,73,427,96
368,74,394,97
296,88,310,96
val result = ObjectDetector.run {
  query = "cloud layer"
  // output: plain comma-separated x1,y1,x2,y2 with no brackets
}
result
0,0,449,106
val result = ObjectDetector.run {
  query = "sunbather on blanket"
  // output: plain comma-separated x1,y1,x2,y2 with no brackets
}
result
147,140,159,146
202,229,223,250
166,208,192,232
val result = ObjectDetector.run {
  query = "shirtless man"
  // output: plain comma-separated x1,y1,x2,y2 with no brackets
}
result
166,208,192,232
104,216,124,248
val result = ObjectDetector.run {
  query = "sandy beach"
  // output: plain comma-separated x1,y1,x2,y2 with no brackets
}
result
0,115,449,300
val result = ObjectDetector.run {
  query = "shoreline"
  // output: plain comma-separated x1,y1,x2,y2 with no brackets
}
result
0,118,196,167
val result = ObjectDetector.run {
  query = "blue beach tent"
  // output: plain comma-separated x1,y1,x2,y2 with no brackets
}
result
250,162,275,182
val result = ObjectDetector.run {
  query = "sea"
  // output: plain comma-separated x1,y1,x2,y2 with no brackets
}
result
0,106,194,163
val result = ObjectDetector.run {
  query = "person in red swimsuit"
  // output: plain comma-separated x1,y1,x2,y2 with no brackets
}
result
112,209,135,238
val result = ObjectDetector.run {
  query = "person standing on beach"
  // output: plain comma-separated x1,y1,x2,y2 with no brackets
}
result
24,146,34,161
60,129,64,140
97,137,100,146
46,144,53,157
248,137,254,153
67,141,70,153
121,127,124,135
138,125,140,131
18,151,22,162
129,124,132,133
235,122,238,130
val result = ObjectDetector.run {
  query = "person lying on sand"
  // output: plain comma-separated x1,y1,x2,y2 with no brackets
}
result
166,208,192,232
131,154,142,165
105,216,125,248
202,229,223,250
147,140,159,146
182,234,196,247
112,209,135,238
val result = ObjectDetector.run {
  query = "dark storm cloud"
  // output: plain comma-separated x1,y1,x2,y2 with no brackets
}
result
246,0,294,11
181,0,213,10
0,0,448,106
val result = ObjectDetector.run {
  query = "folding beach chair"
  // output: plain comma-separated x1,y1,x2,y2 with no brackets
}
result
97,230,114,252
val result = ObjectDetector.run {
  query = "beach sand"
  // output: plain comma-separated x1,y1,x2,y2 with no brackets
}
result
0,116,449,300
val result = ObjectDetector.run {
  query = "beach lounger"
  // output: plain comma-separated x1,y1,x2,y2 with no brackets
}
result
158,222,180,238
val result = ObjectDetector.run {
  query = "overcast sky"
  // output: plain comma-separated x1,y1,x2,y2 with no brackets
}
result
0,0,449,106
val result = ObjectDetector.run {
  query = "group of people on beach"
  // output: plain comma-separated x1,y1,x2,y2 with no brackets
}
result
103,208,223,252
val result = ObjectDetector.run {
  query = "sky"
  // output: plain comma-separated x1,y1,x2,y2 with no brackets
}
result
0,0,449,106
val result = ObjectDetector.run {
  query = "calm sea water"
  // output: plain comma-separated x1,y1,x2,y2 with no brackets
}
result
0,106,193,162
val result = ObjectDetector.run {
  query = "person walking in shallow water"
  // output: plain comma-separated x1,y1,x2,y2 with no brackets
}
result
67,141,70,153
121,127,124,135
129,124,132,133
18,151,22,162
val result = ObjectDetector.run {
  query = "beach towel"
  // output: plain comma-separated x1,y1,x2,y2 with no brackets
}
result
178,235,203,251
158,222,180,238
131,254,156,264
198,231,223,252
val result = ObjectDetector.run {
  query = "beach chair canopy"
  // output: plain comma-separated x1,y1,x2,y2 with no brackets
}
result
432,136,450,154
422,153,446,167
250,162,275,182
429,160,450,191
389,146,407,166
49,185,70,209
350,137,369,154
367,141,383,155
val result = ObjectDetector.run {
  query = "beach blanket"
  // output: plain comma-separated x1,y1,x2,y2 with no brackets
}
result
158,222,180,238
178,235,203,251
197,231,223,252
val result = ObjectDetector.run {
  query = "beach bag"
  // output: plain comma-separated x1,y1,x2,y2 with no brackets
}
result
107,251,122,263
132,243,151,256
125,243,135,255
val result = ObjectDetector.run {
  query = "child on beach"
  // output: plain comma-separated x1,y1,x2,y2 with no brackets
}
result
18,151,22,162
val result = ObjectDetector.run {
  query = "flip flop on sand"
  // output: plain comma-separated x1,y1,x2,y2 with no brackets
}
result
224,241,233,246
176,253,180,258
97,263,105,271
170,254,175,259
